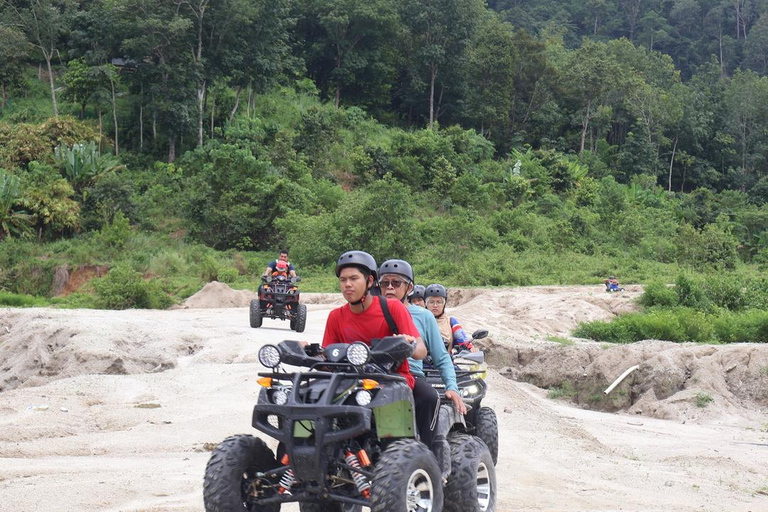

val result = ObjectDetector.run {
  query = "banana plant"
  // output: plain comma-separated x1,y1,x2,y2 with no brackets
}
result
54,141,125,195
0,171,31,239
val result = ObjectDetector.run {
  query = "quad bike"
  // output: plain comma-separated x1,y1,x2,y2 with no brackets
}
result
604,280,625,293
250,275,307,333
423,329,499,465
203,337,497,512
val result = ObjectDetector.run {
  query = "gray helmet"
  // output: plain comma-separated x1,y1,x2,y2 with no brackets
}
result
425,283,447,299
378,259,414,283
408,284,426,301
336,250,378,280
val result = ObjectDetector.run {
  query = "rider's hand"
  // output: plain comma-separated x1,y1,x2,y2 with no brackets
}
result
444,390,467,415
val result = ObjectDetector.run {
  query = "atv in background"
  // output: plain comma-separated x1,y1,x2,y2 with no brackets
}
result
424,329,499,465
203,337,497,512
604,278,625,292
250,275,307,332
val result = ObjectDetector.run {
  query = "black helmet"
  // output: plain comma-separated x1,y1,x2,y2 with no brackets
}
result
425,283,447,299
336,250,378,280
378,259,414,283
409,284,426,300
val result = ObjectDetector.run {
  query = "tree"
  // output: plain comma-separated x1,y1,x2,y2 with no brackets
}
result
722,69,768,187
297,0,399,108
2,0,75,118
0,25,29,110
464,13,516,138
560,39,622,153
61,58,100,118
116,0,195,161
400,0,484,129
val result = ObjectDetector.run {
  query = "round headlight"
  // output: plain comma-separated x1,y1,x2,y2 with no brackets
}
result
258,345,281,368
347,342,370,366
355,390,372,406
272,389,288,405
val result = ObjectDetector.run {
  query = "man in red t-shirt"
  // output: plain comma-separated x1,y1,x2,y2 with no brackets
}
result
322,250,426,388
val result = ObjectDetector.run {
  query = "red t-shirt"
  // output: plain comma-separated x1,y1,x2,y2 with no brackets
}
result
323,298,419,388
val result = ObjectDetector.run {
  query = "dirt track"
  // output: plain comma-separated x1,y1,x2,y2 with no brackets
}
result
1,285,767,511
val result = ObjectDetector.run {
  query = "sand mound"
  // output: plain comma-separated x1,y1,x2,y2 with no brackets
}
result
0,309,201,392
501,340,768,423
182,281,256,308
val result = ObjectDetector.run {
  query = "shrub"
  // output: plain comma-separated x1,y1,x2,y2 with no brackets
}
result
92,265,172,309
639,281,678,308
0,291,47,307
675,274,709,310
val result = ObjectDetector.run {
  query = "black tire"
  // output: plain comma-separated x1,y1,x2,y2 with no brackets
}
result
203,434,279,512
250,300,263,328
370,439,443,512
443,434,497,512
293,303,307,333
474,407,498,466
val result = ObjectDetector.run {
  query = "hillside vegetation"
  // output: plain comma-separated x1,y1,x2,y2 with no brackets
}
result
0,1,767,341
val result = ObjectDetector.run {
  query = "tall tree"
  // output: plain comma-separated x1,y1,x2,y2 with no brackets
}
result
400,0,484,129
2,0,75,118
560,39,622,153
297,0,398,108
722,69,768,187
116,0,195,162
0,25,29,109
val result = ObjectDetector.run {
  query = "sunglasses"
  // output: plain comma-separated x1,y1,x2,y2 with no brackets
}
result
380,279,407,289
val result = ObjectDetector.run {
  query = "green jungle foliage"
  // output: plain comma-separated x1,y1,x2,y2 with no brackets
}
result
0,0,768,322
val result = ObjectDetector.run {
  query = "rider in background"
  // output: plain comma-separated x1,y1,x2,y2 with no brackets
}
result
263,250,297,278
604,275,620,291
408,284,426,308
424,284,475,354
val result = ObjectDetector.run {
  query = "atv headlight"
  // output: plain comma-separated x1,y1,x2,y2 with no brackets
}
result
272,388,289,405
460,384,480,398
355,390,372,406
258,344,281,368
347,342,370,366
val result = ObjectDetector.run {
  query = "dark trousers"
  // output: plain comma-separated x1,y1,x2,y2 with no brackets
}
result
412,375,440,449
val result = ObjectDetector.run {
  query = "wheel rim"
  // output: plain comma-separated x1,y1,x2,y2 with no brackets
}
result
476,461,492,512
405,468,434,512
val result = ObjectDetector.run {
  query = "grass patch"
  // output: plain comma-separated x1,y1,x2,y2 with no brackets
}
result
547,381,576,400
695,392,714,408
0,292,48,307
546,335,575,346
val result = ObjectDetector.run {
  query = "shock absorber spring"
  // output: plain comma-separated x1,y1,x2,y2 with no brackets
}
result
345,450,371,498
278,454,294,494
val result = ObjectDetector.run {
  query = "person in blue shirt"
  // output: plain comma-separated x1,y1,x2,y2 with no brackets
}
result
378,259,466,453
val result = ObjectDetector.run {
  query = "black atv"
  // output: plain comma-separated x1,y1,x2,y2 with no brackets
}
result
203,337,497,512
424,329,499,465
250,275,307,333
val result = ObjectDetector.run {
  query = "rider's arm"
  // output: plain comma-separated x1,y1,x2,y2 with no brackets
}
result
389,300,426,359
423,314,459,392
450,317,472,351
289,263,297,278
263,261,275,276
411,336,427,360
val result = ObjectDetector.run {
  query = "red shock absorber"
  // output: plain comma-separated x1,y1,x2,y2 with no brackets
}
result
345,450,371,498
278,454,295,494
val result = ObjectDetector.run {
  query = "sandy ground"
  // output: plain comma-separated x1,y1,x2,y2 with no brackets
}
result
1,284,767,511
